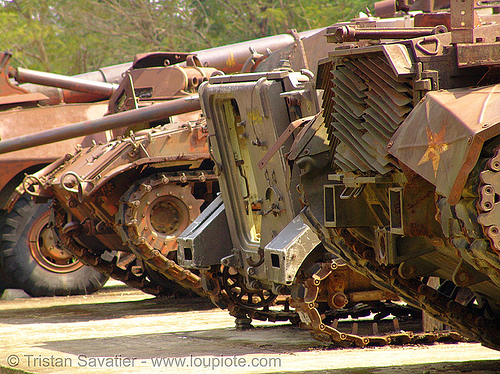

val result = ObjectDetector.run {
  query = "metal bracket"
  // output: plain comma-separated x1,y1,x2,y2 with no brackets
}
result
257,115,315,170
328,173,403,188
339,186,364,200
452,258,490,287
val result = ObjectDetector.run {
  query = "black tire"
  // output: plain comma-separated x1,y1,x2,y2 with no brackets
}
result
0,276,7,298
0,261,15,298
0,194,109,297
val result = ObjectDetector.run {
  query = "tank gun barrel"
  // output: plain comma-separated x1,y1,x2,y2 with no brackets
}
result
327,25,448,43
190,30,318,73
11,67,119,97
12,30,315,104
0,29,319,149
0,95,200,155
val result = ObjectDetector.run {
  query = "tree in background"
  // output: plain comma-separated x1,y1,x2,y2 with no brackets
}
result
1,0,376,74
1,0,60,71
190,0,376,46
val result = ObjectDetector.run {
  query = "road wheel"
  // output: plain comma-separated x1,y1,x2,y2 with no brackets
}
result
0,194,108,297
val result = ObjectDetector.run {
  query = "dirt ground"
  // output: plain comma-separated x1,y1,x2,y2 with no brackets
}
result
1,281,499,374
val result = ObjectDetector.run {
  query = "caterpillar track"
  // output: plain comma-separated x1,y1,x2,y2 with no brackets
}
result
50,173,215,299
56,224,465,346
290,259,463,347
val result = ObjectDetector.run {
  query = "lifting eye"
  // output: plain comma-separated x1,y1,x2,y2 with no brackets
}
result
271,253,280,268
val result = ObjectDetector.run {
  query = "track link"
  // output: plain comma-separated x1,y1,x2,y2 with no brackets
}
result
328,228,500,347
290,259,463,347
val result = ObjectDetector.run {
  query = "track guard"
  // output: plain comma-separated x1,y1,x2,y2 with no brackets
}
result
177,195,233,269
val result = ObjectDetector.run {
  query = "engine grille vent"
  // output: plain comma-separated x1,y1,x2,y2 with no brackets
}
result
322,53,413,174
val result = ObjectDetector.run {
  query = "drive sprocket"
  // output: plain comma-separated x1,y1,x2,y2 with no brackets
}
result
118,174,204,256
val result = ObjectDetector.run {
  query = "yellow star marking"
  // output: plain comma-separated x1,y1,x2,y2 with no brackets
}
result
226,52,236,68
417,126,450,178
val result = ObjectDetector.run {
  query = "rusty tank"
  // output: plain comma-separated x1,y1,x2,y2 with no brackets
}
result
281,0,500,350
1,31,318,297
18,54,217,295
0,51,121,297
177,7,463,345
0,31,309,298
174,0,500,348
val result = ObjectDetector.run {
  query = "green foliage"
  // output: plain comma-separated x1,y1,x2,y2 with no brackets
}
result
189,0,377,45
0,0,376,74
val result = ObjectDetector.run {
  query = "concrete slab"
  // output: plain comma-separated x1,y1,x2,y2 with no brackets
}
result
1,283,499,374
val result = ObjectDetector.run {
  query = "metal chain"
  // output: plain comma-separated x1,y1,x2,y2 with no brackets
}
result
60,222,469,345
332,228,500,347
290,259,463,347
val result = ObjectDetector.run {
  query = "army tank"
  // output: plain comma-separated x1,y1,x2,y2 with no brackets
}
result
5,31,322,297
177,4,466,345
280,0,500,350
0,31,310,297
0,51,124,297
16,54,217,296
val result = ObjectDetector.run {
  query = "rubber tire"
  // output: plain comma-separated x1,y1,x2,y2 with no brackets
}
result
0,276,7,298
0,195,109,297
